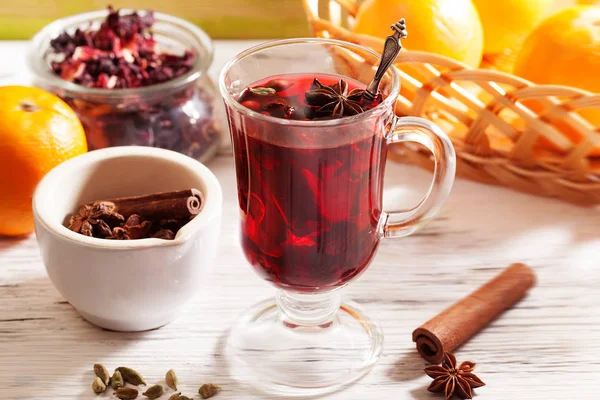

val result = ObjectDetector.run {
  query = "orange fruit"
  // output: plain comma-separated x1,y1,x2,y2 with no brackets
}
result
473,0,557,72
513,5,600,155
514,5,600,91
352,0,484,68
0,86,87,237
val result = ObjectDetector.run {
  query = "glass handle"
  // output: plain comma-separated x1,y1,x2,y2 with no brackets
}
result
381,116,456,239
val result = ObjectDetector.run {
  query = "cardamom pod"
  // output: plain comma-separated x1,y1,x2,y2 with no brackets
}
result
249,87,277,96
168,392,182,400
116,366,147,386
115,387,139,400
92,376,106,393
142,384,164,399
93,363,110,385
111,370,124,390
199,383,221,399
165,368,178,390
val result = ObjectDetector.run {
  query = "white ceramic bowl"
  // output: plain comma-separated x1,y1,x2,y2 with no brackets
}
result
33,147,222,331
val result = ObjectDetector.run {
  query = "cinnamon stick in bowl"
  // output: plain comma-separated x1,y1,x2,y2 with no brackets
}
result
86,189,203,220
412,263,536,363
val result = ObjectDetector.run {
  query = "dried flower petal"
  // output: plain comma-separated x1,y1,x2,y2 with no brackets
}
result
263,100,296,119
265,79,293,92
50,6,196,89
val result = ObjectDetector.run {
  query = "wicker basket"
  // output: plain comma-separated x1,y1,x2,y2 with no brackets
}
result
303,0,600,205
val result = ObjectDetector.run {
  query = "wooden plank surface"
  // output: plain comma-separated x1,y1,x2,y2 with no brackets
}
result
1,40,600,399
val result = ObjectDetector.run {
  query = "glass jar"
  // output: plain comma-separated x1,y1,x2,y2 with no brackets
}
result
28,10,225,163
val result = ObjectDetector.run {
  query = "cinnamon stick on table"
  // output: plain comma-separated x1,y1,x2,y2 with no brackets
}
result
87,189,203,220
412,263,536,363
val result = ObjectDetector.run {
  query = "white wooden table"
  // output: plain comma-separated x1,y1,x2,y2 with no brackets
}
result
1,40,599,400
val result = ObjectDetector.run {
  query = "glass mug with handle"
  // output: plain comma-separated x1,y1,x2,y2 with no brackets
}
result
220,38,456,396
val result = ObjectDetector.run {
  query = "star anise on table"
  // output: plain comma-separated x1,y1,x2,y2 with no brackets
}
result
305,78,366,118
68,201,124,238
424,352,485,400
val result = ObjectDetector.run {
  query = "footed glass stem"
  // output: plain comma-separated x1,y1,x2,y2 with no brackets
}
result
226,290,383,397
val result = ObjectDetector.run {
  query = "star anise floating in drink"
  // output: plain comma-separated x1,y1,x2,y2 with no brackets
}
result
424,352,485,400
237,75,383,121
305,78,367,118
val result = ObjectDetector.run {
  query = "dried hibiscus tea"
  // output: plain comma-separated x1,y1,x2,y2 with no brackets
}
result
30,7,225,163
48,6,193,89
229,73,386,290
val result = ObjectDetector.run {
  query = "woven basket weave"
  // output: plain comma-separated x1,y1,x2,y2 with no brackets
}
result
303,0,600,205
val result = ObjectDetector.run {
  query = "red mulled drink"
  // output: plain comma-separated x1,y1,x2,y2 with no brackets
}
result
228,73,388,292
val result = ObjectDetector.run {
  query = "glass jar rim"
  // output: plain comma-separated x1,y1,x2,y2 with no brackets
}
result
28,9,214,101
219,38,400,127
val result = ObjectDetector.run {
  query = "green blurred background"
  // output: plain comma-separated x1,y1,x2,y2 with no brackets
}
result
0,0,310,39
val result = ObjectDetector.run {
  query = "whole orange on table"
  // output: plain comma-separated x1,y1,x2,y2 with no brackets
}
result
352,0,484,68
0,86,87,237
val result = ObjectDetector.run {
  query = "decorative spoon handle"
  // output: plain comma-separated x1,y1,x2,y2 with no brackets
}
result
364,19,407,103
